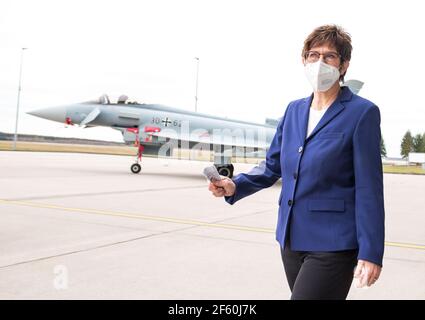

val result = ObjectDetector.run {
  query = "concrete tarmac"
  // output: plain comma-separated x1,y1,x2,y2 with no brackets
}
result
0,151,424,299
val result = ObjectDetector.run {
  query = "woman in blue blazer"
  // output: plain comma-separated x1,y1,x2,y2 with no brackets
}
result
209,25,385,300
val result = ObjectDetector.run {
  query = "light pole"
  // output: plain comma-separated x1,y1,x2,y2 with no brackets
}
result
13,47,28,151
194,57,199,112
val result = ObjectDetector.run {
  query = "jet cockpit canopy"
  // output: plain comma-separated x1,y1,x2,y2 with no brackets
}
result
99,94,110,105
96,94,139,105
117,95,128,104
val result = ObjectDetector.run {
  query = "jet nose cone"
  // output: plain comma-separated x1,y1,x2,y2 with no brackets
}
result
27,106,67,123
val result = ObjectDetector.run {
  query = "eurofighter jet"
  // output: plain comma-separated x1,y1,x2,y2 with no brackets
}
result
27,80,363,177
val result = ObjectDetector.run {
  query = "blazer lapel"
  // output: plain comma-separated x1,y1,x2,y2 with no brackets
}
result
306,102,345,141
299,87,352,142
297,94,313,142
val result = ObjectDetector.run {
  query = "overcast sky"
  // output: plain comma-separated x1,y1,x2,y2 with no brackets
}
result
1,0,424,157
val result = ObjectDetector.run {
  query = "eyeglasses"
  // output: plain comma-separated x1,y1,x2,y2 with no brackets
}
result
305,51,341,64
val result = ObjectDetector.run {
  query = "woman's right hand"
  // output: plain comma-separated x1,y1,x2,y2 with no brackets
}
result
208,177,236,197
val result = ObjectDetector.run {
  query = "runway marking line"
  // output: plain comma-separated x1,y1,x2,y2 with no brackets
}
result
1,198,424,251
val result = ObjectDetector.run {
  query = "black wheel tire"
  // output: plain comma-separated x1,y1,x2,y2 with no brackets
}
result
228,164,234,178
218,166,231,178
131,163,141,174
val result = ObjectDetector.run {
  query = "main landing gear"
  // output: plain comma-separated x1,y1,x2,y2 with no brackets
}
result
214,164,234,178
213,145,234,178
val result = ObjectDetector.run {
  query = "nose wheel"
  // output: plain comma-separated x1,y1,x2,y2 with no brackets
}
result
130,143,144,174
131,163,141,174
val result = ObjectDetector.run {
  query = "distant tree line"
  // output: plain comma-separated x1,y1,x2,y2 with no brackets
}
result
379,131,425,158
400,130,425,159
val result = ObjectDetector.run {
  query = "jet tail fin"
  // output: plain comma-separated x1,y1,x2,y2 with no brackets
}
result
342,79,364,95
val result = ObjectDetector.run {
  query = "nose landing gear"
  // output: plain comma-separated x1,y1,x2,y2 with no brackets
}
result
131,144,144,174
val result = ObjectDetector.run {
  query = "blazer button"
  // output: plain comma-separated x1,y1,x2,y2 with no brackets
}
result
288,199,293,206
298,146,303,153
293,172,298,179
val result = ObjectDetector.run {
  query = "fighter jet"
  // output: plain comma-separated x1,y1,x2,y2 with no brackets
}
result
27,80,363,177
27,94,277,177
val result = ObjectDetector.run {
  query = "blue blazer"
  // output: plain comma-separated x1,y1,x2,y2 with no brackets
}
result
225,87,385,266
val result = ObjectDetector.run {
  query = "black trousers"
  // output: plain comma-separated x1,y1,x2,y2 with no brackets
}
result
280,244,358,300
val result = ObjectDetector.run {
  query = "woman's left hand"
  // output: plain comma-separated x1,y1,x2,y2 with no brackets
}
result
354,260,382,287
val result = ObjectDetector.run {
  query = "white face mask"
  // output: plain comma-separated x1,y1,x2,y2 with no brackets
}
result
304,60,340,92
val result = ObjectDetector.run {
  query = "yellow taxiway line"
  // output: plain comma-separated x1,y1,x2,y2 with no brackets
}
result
1,198,424,251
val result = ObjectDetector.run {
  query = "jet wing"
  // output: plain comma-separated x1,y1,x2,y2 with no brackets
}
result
145,129,270,149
